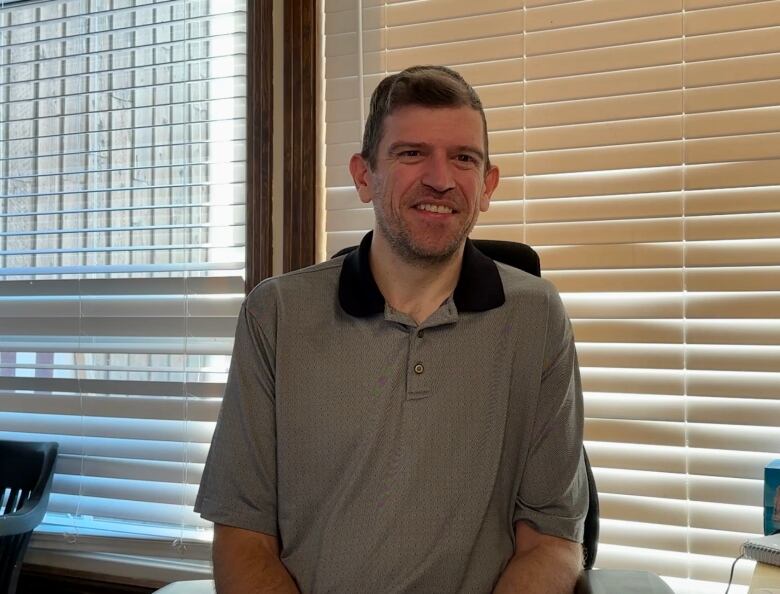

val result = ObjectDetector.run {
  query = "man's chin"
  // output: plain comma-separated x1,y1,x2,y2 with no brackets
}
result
398,240,464,265
375,219,469,265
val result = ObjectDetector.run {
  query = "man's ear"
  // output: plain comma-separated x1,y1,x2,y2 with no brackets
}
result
349,153,374,205
479,164,500,212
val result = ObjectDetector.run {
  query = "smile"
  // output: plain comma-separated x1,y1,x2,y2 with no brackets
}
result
416,203,453,214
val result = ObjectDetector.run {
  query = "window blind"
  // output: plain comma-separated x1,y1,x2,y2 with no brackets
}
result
322,1,780,591
0,0,246,558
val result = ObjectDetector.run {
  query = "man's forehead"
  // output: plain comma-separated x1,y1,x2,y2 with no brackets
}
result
380,105,484,145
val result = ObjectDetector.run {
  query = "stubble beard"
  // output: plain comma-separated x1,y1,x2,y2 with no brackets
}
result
372,186,476,266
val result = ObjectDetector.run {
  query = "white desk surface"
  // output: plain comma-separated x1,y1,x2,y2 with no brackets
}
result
748,562,780,593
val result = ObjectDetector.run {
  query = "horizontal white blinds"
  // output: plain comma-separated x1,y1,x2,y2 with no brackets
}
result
323,0,780,590
0,0,246,556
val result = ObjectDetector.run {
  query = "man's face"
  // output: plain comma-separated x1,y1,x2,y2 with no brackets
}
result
350,105,499,263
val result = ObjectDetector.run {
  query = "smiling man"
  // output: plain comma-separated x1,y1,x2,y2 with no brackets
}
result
195,65,588,593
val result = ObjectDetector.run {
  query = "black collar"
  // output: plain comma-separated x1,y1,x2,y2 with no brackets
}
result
338,231,505,317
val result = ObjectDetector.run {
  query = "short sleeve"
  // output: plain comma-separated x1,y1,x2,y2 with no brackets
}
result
513,288,589,543
194,299,279,536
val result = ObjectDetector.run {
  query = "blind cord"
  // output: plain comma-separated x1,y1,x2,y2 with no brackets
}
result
723,553,744,594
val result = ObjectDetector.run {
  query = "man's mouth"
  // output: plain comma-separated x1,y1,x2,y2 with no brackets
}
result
416,203,454,214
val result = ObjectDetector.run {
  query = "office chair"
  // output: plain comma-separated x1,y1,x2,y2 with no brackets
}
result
0,440,59,594
333,240,673,593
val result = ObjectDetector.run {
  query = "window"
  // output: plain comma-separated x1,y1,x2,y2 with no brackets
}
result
322,1,780,592
0,0,246,558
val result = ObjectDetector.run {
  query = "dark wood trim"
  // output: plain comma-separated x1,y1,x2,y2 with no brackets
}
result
245,0,275,293
283,0,318,272
19,564,159,594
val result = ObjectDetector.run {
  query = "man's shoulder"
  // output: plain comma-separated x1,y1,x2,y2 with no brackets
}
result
493,260,570,324
494,260,558,299
244,256,344,314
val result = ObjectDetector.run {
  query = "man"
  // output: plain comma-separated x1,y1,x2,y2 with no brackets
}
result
195,65,588,593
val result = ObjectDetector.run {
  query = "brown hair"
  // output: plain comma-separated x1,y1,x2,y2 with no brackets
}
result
360,65,490,170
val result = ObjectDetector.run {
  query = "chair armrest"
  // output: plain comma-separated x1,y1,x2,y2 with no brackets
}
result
0,475,54,536
576,570,674,594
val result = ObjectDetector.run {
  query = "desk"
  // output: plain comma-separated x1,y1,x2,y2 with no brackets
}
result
153,580,215,594
748,562,780,593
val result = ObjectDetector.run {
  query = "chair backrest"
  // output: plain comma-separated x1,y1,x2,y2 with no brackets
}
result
0,440,59,594
332,239,599,569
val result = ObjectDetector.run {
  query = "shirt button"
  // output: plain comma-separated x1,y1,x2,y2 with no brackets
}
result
418,330,425,338
413,363,424,374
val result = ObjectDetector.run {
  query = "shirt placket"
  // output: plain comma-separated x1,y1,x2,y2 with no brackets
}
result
407,327,430,399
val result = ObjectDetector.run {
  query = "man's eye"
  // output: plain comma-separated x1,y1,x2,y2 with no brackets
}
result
399,150,421,157
456,154,477,163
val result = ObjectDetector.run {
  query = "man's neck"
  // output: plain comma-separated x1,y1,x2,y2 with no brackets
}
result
369,231,464,325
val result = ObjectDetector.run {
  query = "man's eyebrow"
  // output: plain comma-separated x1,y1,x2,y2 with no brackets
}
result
387,141,428,153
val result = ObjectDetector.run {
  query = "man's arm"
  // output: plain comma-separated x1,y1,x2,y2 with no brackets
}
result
212,524,300,594
493,521,582,594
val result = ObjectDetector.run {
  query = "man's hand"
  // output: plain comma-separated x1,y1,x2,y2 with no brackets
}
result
493,521,582,594
212,523,301,594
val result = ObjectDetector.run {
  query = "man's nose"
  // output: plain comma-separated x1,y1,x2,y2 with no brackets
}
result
421,153,455,193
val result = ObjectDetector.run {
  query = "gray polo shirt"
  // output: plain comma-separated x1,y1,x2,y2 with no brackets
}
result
195,232,588,593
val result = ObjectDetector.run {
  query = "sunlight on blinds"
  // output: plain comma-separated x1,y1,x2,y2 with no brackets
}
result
321,1,780,591
0,0,246,558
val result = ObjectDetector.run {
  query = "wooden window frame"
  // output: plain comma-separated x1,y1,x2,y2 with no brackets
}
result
283,0,318,273
245,0,275,292
247,0,317,290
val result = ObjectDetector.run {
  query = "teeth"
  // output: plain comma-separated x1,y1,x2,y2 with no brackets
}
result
416,203,453,214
